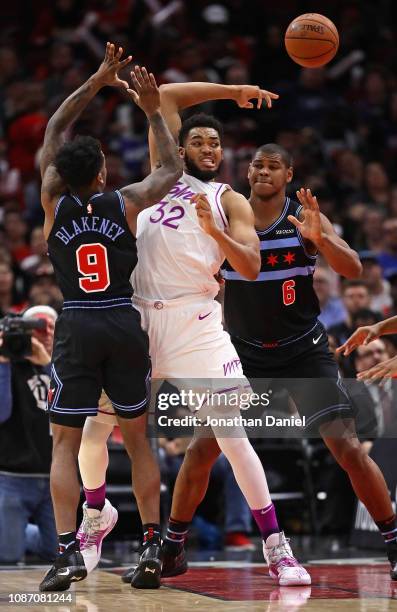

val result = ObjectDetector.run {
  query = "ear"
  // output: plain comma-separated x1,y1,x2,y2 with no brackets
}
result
286,166,293,184
179,146,185,159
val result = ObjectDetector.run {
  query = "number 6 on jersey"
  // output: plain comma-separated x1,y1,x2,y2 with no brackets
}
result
282,279,296,306
76,243,110,292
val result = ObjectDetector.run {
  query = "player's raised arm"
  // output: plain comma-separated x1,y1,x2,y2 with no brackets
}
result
287,188,362,279
120,67,182,232
40,43,132,203
148,82,279,169
337,315,397,356
191,190,261,281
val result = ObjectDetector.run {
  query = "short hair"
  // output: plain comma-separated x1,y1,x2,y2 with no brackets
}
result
341,279,369,292
179,113,223,147
54,135,103,190
254,143,292,168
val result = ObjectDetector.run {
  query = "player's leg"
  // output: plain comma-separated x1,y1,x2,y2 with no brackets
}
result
103,306,161,588
321,424,397,579
77,413,117,573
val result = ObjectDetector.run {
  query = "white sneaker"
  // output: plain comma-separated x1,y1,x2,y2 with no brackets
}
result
77,499,118,573
263,532,311,586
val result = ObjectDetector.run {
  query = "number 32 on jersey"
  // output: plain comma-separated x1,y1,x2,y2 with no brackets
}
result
76,243,110,292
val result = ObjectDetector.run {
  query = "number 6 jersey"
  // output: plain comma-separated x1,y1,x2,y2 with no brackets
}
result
223,197,320,347
132,172,230,301
47,190,136,305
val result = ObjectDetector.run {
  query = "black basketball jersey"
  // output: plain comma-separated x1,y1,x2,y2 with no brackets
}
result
223,197,320,346
47,190,136,306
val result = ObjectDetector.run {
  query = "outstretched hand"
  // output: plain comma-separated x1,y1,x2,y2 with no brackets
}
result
235,85,279,109
336,324,381,356
356,354,397,385
127,66,160,117
94,42,132,89
287,188,323,246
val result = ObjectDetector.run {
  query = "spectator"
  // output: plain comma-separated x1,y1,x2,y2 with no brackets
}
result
328,280,371,346
313,267,346,330
20,227,50,278
363,162,391,209
378,219,397,277
359,251,392,315
0,261,27,316
2,210,31,263
357,208,385,253
0,305,58,563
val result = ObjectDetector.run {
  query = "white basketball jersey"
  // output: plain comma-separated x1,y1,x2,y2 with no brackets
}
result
132,172,230,300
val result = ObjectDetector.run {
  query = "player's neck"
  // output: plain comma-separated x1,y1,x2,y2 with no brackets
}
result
249,191,287,231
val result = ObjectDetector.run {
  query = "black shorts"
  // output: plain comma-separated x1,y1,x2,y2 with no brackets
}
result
232,321,354,435
48,306,151,427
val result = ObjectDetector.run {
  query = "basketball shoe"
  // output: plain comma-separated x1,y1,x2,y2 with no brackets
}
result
130,543,163,588
39,546,87,591
77,499,118,573
121,541,187,582
388,540,397,580
263,532,311,586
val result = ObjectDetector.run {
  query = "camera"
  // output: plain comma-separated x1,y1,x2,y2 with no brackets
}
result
0,316,46,361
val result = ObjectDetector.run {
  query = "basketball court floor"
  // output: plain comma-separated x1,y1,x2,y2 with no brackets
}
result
2,543,397,611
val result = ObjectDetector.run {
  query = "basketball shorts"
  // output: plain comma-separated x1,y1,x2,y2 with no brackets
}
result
90,295,250,427
231,320,355,435
48,306,151,428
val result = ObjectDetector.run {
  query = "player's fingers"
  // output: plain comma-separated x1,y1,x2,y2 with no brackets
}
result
131,70,141,91
141,67,150,83
120,56,132,69
287,214,301,229
109,43,115,60
116,78,129,90
104,41,110,61
363,331,377,345
115,46,123,60
134,65,144,86
149,72,158,88
256,95,263,109
296,189,307,206
126,88,139,104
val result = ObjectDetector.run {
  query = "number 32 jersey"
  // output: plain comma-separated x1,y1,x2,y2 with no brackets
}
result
47,190,136,302
132,172,230,301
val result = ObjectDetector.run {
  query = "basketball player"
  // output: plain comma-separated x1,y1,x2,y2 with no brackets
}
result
77,81,311,587
38,44,182,591
150,134,397,580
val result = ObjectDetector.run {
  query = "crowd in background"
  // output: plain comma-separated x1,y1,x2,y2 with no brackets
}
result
1,0,397,547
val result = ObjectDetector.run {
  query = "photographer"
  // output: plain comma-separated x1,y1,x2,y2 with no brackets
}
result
0,305,58,563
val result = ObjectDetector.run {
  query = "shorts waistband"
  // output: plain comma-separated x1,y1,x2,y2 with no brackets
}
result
235,321,321,350
63,297,133,310
133,293,215,310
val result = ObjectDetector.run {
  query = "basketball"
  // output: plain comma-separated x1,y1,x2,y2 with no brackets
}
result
285,13,339,68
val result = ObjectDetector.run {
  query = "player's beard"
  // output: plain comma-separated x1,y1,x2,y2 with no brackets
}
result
184,154,221,182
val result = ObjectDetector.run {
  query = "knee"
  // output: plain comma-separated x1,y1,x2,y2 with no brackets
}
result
184,440,220,476
331,438,367,472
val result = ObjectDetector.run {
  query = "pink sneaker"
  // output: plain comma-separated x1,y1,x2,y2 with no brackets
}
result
263,532,311,586
77,499,118,573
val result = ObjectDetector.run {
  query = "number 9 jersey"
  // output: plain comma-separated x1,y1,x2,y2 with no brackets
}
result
47,190,136,305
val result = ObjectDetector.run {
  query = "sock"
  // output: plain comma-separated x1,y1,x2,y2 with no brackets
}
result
84,482,106,511
251,503,280,543
164,518,189,552
142,523,161,548
58,531,77,555
376,514,397,546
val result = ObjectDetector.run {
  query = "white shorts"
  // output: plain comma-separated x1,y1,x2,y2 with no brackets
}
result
90,294,250,426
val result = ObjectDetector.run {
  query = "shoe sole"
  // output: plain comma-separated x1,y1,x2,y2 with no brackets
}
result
161,562,188,578
131,558,162,589
269,569,311,586
39,566,87,592
79,509,118,574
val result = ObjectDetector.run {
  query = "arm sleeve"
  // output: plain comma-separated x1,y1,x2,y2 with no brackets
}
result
0,362,12,424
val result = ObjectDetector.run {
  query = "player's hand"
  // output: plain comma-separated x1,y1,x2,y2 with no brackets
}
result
357,355,397,385
127,66,160,116
94,42,132,89
287,188,323,246
235,85,279,109
191,193,219,237
27,337,51,367
336,324,381,356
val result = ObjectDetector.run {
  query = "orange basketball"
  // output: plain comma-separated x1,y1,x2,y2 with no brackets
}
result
285,13,339,68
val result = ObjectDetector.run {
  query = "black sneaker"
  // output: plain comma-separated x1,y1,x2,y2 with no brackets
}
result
387,541,397,580
130,543,162,589
39,548,87,591
161,543,188,577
